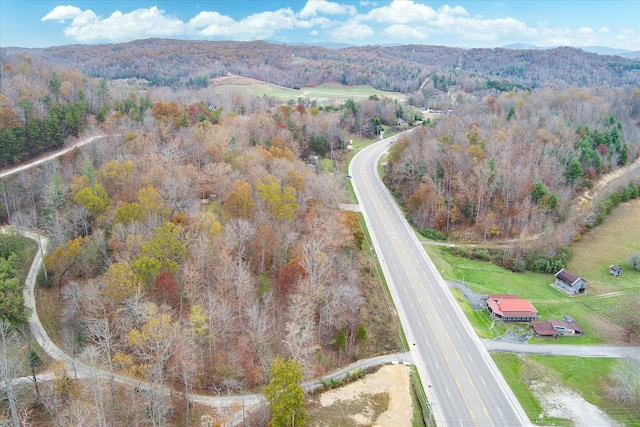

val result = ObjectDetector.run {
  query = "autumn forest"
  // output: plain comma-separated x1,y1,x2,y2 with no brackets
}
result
1,39,640,426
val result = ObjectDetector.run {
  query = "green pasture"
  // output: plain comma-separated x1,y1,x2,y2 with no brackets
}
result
426,243,636,344
567,199,640,295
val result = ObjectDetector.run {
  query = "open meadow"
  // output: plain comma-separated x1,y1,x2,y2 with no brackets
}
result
210,76,407,103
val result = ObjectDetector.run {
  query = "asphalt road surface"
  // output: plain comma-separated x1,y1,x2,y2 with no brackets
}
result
350,131,531,426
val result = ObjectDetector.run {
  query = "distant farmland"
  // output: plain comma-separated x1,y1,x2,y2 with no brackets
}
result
210,75,407,104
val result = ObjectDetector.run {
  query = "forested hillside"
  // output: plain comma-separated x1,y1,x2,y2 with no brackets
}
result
1,38,640,425
384,86,640,271
0,48,406,425
5,39,639,92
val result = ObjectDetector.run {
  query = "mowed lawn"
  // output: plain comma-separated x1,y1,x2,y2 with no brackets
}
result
424,198,640,344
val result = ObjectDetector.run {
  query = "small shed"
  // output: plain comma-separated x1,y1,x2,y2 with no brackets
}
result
554,268,587,295
531,321,559,339
609,265,622,276
549,318,584,336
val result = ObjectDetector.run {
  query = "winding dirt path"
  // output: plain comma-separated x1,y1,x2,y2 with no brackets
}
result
0,135,107,180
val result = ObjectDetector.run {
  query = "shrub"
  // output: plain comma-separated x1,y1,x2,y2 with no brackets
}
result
628,253,640,272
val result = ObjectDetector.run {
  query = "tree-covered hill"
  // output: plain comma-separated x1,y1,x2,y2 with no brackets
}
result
4,39,639,92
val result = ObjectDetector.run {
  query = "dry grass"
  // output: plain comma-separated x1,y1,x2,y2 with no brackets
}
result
34,285,67,350
308,392,389,427
569,199,640,292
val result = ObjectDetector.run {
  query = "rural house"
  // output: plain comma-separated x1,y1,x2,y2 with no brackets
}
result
554,268,586,295
549,318,584,335
486,294,538,322
609,265,622,276
531,315,583,338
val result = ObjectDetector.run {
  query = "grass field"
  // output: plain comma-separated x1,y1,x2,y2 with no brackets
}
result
211,77,407,104
424,199,640,345
492,353,640,426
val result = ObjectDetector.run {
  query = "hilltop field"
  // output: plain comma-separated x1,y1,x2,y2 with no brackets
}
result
210,75,408,103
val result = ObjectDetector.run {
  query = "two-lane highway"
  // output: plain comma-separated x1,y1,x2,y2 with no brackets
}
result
350,131,531,426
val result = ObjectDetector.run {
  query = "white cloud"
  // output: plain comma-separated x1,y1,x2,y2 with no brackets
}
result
330,20,374,40
383,24,427,40
576,27,594,36
299,0,356,19
599,27,610,33
364,1,438,24
42,6,185,42
188,11,234,29
195,8,296,40
42,5,87,22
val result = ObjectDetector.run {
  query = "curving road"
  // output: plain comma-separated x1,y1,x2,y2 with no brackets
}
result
350,131,532,426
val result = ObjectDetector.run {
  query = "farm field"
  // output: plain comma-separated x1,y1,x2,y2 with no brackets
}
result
210,75,407,103
424,198,640,345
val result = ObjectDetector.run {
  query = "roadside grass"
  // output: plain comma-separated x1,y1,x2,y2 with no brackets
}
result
492,353,571,426
496,354,635,426
409,366,429,427
450,289,506,339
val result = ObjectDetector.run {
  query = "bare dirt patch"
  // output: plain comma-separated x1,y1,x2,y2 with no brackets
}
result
308,364,412,426
531,382,623,427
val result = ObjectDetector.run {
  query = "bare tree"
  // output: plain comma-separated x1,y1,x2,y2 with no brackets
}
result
0,320,21,427
284,290,318,374
609,358,640,405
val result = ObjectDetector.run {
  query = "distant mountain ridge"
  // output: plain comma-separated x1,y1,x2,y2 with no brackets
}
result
3,39,639,92
502,43,640,58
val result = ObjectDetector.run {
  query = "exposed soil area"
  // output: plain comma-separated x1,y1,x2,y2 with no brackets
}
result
531,382,622,427
308,364,412,426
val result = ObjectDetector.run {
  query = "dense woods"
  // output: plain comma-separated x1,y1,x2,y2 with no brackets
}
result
1,38,640,425
5,39,639,93
0,46,404,425
384,86,640,271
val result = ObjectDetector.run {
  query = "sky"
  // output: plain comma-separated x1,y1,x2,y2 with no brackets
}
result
1,0,639,50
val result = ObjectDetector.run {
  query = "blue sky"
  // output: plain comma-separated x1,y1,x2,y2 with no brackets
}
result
1,1,639,50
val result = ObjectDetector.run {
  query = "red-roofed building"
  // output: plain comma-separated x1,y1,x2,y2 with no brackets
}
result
486,295,538,322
